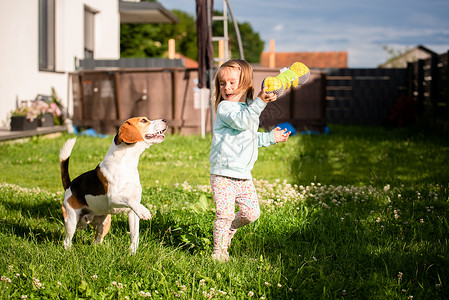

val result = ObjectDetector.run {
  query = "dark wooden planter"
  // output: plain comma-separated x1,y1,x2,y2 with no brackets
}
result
10,116,38,131
38,113,55,127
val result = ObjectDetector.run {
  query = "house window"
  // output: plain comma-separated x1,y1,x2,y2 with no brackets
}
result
84,6,98,59
39,0,55,71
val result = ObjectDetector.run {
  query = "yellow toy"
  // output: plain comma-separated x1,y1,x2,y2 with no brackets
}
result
262,62,310,97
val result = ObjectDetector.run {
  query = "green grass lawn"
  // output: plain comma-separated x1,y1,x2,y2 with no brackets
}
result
0,124,448,299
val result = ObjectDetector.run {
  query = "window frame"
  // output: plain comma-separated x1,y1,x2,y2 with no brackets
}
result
84,5,98,59
38,0,56,71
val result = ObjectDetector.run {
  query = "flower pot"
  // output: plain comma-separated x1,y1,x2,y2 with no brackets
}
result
10,116,38,131
38,113,55,127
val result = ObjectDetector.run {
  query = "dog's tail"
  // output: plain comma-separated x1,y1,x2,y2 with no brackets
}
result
59,137,77,190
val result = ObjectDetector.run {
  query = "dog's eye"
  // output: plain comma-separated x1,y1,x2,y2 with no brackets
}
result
140,119,148,123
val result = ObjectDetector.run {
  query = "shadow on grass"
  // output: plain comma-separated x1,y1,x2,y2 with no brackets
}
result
0,198,63,242
291,124,449,188
112,208,215,254
238,197,449,298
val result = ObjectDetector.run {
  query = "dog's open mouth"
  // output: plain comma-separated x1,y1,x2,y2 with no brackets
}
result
145,129,166,140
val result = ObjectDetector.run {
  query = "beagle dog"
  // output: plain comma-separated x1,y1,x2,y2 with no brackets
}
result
59,117,168,254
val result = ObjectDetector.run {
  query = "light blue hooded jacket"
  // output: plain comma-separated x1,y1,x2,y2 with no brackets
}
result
209,97,276,179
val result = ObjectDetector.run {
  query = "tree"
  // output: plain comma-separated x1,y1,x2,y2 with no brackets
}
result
120,9,264,63
120,10,197,59
378,45,411,68
211,14,264,63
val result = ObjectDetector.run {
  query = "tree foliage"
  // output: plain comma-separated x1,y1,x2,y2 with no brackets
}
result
120,10,197,59
120,9,264,63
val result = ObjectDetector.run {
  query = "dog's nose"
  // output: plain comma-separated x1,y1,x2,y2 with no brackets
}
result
162,119,167,123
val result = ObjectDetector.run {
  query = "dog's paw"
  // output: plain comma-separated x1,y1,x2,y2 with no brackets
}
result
129,243,138,255
134,205,152,220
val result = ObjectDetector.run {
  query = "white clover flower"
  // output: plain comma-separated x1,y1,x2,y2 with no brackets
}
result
248,291,254,297
1,276,11,283
32,277,43,289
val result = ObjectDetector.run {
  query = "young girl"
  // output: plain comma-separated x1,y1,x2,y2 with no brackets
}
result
209,59,291,262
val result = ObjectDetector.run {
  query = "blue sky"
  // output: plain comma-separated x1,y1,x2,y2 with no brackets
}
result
159,0,449,67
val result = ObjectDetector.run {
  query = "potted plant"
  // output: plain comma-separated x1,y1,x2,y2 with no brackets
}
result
32,100,53,127
10,104,39,131
10,88,65,131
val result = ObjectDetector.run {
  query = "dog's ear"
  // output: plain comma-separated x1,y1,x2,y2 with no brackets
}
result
115,121,143,145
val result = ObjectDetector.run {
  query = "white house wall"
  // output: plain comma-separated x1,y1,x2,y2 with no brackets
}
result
0,0,119,127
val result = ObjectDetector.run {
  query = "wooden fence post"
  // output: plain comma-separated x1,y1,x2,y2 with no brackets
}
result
417,59,425,115
430,54,439,116
446,50,449,120
172,70,178,134
407,62,413,98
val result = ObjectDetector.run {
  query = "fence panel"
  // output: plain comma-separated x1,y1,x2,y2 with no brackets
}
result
408,51,449,125
71,67,326,134
325,68,408,125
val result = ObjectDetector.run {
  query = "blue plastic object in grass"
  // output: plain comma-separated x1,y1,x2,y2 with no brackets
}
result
74,126,108,138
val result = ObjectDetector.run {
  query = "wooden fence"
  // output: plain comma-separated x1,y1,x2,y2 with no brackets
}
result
71,52,449,134
325,50,449,128
70,68,326,135
325,68,408,125
408,51,449,127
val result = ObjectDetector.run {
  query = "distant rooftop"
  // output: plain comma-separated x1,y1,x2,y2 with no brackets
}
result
260,51,348,69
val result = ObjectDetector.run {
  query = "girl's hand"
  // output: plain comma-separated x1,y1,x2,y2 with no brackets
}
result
258,87,278,103
273,127,291,143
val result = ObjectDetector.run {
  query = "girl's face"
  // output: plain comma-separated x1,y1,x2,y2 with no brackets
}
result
218,67,246,103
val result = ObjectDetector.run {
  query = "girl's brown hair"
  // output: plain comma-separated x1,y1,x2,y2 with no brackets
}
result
213,59,255,112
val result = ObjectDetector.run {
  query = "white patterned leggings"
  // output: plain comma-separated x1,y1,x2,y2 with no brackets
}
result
210,174,261,253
